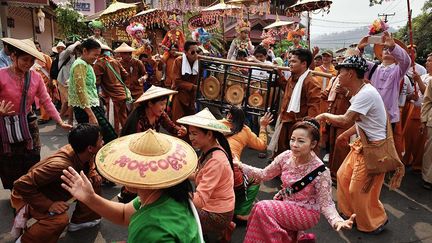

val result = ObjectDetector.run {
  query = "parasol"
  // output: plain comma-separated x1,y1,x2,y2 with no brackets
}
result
202,0,241,12
131,8,171,28
226,0,271,19
99,0,137,28
286,0,332,12
188,14,220,31
264,15,295,29
286,0,332,49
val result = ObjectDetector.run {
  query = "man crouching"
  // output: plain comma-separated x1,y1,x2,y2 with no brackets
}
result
11,124,104,243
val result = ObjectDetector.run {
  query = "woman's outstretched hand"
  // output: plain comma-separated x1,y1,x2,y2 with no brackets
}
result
335,214,356,231
61,166,95,204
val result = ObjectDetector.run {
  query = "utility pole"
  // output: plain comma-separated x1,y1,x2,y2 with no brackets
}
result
378,13,395,23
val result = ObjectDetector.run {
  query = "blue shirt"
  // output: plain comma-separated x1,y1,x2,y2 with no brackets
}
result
0,49,11,68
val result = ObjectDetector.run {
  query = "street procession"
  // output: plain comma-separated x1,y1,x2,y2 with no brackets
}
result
0,0,431,242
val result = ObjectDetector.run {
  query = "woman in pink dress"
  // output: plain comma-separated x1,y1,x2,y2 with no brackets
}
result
0,38,71,190
237,118,355,243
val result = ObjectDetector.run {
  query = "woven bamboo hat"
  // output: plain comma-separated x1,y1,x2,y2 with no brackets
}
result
52,41,66,53
134,85,178,104
177,108,231,133
2,37,45,61
95,129,198,189
114,42,136,53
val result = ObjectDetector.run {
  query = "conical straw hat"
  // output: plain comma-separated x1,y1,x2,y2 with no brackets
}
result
2,37,45,61
176,108,231,133
114,42,136,53
134,85,178,104
95,129,197,189
52,41,66,53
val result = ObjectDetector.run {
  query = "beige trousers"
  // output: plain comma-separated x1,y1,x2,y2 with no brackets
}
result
423,127,432,183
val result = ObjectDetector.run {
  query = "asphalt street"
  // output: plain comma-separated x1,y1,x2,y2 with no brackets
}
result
0,122,431,243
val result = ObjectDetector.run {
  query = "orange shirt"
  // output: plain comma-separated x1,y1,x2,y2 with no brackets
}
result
193,150,235,213
222,120,267,159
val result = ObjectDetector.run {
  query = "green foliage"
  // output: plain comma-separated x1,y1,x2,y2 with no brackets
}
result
394,0,432,61
55,1,89,41
274,40,293,57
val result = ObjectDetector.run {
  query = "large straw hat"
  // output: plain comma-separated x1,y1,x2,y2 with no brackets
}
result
52,41,66,53
114,42,136,53
95,129,197,189
2,37,45,61
177,108,231,133
373,39,407,61
134,85,178,104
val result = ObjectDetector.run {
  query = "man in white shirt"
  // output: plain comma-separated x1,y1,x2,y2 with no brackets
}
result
420,53,432,189
316,55,391,234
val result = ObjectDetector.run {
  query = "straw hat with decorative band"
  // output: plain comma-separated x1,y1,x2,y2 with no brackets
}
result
177,108,231,133
134,85,178,104
95,129,198,189
114,42,136,53
2,37,45,61
373,39,407,61
52,41,66,53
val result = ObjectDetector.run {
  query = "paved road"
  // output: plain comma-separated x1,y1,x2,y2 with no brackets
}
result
1,122,431,243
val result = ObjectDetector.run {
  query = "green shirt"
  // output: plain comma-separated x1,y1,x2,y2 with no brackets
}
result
68,57,100,108
128,194,201,243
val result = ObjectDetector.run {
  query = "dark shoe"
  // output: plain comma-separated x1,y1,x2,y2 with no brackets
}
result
360,219,388,235
37,119,49,125
423,181,432,190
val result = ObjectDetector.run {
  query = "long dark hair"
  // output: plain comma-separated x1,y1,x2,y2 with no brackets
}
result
196,127,234,170
121,95,169,136
163,179,193,204
228,106,245,135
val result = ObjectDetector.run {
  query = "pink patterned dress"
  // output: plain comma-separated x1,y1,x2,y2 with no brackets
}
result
241,150,343,243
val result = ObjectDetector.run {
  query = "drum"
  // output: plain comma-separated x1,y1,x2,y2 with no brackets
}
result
201,76,221,100
225,84,244,105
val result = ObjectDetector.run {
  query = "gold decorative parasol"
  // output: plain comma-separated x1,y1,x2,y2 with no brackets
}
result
264,14,295,29
286,0,332,13
99,0,137,28
202,0,241,12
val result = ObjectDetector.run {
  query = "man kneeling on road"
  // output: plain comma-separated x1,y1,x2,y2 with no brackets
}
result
11,124,104,243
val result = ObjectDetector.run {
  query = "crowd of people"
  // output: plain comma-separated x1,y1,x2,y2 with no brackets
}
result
0,17,431,243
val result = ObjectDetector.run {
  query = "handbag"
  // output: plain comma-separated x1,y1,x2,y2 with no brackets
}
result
0,72,33,153
357,118,405,190
105,61,133,104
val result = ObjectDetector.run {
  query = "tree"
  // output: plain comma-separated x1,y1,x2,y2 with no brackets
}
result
394,0,432,61
55,1,89,41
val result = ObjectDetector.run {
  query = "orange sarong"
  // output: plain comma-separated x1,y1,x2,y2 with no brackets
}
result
337,139,388,232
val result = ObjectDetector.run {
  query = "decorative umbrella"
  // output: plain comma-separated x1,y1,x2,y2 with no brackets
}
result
264,15,295,29
202,0,241,13
286,0,332,48
131,8,171,28
188,13,220,31
226,0,271,19
99,0,137,28
286,0,332,13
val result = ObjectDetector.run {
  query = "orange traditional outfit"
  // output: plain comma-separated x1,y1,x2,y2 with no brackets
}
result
322,76,352,179
32,54,55,121
274,70,321,155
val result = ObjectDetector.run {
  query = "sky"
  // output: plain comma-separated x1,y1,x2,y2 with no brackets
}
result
309,0,427,38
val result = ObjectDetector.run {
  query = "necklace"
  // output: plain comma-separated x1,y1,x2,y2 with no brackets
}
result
353,82,366,96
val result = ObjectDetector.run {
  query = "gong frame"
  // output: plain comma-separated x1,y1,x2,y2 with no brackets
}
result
196,57,283,117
